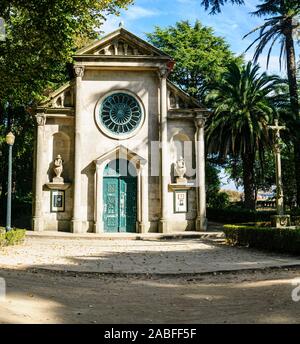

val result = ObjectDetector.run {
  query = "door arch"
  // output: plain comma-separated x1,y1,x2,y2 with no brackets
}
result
103,159,137,233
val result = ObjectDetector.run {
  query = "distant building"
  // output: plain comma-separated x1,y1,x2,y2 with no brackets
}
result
257,190,275,201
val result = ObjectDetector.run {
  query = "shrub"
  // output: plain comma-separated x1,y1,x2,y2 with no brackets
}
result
0,198,32,228
207,207,276,223
0,228,6,247
223,225,300,254
291,208,300,216
207,192,230,209
0,228,26,246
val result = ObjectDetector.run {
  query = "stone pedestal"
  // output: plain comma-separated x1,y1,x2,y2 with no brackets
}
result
271,215,291,228
53,177,64,184
176,177,187,184
45,183,71,191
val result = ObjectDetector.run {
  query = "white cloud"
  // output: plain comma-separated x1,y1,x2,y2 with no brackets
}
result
244,0,257,12
124,6,160,20
244,52,286,76
100,17,121,34
100,5,161,35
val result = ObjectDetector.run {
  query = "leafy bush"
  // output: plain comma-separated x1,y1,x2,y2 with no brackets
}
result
207,191,230,209
0,198,32,228
0,228,6,247
291,208,300,216
207,207,276,223
223,225,300,254
0,228,26,246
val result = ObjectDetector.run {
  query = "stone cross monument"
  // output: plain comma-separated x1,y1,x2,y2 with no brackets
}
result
268,120,290,227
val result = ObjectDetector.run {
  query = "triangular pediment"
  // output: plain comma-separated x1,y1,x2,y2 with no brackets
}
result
167,81,204,110
76,28,171,58
94,145,147,166
40,82,75,108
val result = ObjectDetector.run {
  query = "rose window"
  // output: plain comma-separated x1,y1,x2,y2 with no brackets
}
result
100,93,142,135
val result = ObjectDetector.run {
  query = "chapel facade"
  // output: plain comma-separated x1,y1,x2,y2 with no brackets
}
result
32,27,208,234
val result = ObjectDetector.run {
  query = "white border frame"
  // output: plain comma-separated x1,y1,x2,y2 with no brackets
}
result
94,89,146,140
50,190,65,213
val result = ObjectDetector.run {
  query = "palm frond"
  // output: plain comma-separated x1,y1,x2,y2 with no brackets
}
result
201,0,244,14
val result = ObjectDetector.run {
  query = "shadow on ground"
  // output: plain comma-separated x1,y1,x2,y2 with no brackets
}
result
0,267,300,324
1,237,300,323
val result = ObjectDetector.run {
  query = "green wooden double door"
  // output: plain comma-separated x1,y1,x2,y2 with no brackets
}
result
103,176,137,233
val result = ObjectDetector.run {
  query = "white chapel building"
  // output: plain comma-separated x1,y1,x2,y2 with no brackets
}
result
32,27,208,234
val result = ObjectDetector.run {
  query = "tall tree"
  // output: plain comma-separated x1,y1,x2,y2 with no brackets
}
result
147,20,241,100
0,0,133,223
243,0,300,206
206,61,282,209
200,0,300,206
0,0,133,106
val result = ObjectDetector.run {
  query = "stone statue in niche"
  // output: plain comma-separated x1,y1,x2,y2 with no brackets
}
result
53,155,64,183
175,156,187,184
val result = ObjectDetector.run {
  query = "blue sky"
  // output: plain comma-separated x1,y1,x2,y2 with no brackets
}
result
101,0,294,191
102,0,287,75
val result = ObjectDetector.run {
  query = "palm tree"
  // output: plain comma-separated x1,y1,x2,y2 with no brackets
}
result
243,0,300,205
206,62,283,209
201,0,244,14
201,0,300,205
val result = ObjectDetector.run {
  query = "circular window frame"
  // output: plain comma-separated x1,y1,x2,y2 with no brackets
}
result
95,90,145,140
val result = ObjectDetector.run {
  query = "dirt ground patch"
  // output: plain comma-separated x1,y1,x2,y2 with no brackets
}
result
0,267,300,324
1,237,300,274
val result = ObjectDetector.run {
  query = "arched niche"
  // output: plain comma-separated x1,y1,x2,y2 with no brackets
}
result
52,132,71,181
170,132,195,180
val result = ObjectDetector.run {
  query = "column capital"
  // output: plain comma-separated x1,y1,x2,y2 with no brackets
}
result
194,115,206,129
36,113,46,126
74,65,85,78
158,65,170,80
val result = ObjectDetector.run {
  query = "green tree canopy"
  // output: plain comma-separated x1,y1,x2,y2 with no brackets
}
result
0,0,133,224
0,0,133,106
243,0,300,206
207,61,283,209
147,20,241,100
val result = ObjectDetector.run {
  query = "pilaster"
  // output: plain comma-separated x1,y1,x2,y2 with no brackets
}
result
194,115,207,231
32,113,46,231
158,66,170,233
71,65,85,233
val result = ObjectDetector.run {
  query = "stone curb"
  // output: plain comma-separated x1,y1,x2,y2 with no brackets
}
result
1,263,300,278
25,231,225,241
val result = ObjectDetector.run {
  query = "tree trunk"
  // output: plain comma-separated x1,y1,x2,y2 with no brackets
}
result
285,27,300,206
242,152,256,210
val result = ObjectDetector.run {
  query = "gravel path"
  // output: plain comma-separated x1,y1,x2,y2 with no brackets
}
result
0,237,300,274
1,268,300,323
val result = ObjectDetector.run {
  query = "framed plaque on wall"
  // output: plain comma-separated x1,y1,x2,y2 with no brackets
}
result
174,190,188,213
51,190,65,212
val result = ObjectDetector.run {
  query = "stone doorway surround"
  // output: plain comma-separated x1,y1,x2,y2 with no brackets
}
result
93,145,150,233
